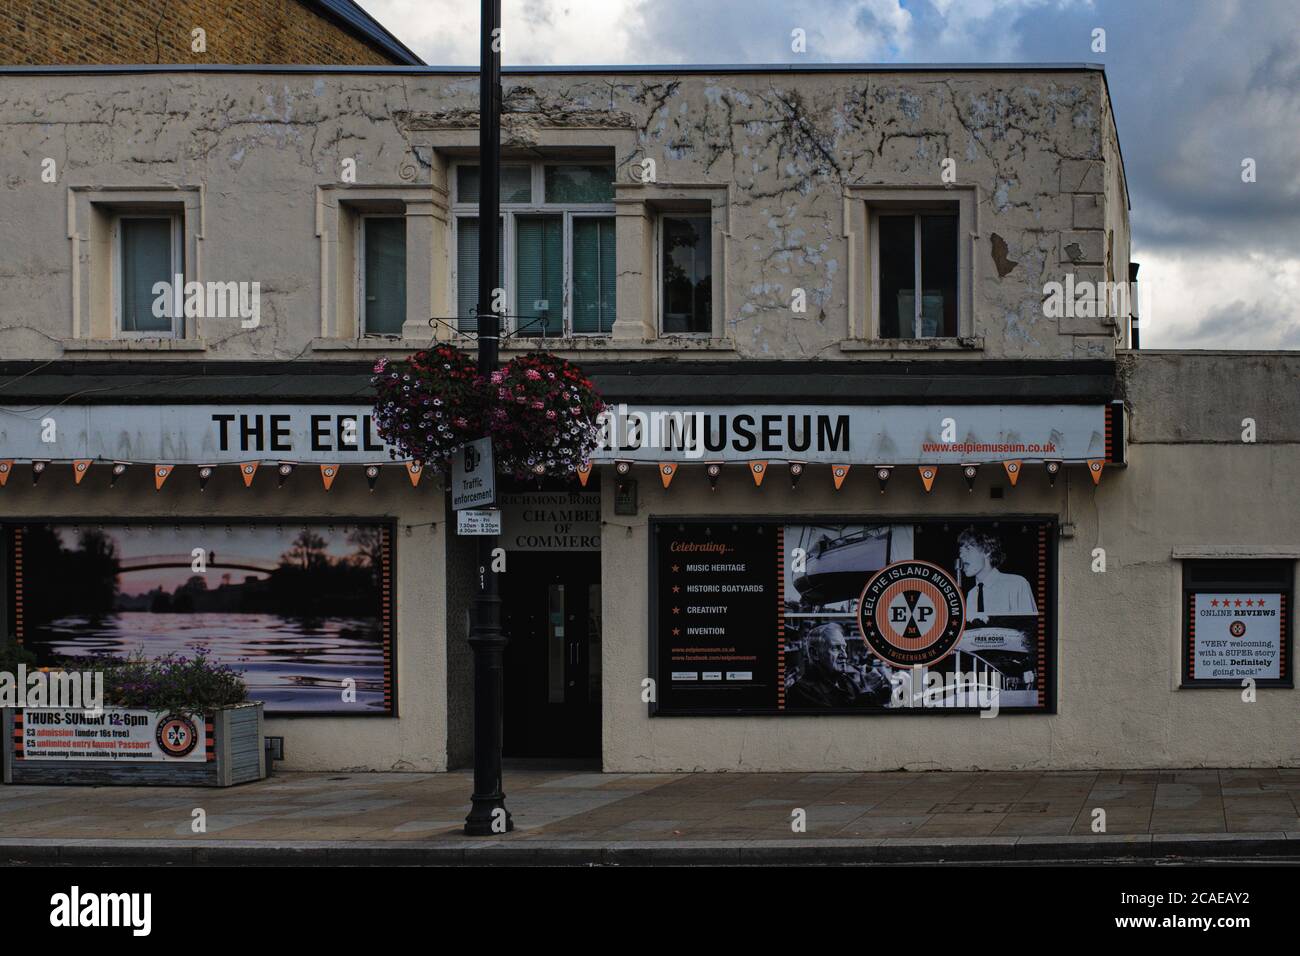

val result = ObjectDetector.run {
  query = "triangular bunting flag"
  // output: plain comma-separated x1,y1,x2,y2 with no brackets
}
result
659,463,677,489
320,464,339,491
875,465,892,494
1087,458,1105,485
406,461,423,486
831,464,850,490
240,462,259,487
705,462,722,491
749,461,767,487
72,460,92,485
576,462,592,487
197,465,215,492
1002,460,1022,487
365,465,381,493
154,465,173,491
0,460,11,486
918,465,937,493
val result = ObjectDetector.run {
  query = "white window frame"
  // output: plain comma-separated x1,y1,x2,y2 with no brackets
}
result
450,160,616,336
655,212,715,337
113,212,182,339
870,205,962,341
357,213,408,338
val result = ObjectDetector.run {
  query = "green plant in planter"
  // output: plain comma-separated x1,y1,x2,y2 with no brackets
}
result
97,651,249,713
0,636,37,672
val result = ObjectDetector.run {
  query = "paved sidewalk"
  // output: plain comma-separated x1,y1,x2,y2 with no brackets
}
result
3,767,1299,864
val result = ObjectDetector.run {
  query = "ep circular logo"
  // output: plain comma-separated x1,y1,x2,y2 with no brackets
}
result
156,714,199,758
857,560,966,667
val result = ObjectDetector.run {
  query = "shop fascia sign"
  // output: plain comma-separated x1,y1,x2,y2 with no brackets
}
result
587,403,1107,465
0,404,396,464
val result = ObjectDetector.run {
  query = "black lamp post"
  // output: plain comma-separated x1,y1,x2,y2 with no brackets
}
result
464,0,512,836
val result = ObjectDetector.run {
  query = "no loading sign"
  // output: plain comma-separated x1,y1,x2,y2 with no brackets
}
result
857,560,966,667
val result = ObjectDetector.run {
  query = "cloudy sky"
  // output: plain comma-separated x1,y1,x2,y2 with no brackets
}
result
363,0,1300,349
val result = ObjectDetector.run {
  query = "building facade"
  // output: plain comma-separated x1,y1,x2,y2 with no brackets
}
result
0,64,1294,773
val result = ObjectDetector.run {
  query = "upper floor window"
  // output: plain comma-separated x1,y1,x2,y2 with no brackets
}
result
660,215,712,335
359,215,407,336
115,213,181,337
877,210,958,339
453,161,616,336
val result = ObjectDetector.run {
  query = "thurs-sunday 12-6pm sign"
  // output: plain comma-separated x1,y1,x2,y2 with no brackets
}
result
1191,593,1284,680
17,708,206,762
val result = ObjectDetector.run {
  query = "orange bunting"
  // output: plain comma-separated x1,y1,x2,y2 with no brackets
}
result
240,462,259,487
831,464,850,490
918,465,936,493
576,462,592,487
1087,458,1105,485
406,460,423,486
153,465,173,491
72,460,92,485
320,464,339,491
0,460,12,486
749,461,767,487
659,462,677,489
1002,460,1022,486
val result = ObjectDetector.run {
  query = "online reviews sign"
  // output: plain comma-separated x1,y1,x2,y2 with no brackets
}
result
1192,593,1283,680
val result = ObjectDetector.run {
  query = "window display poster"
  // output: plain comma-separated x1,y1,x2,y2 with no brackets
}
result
652,518,1054,715
7,522,394,715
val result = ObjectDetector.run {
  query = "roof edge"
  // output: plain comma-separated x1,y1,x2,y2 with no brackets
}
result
0,61,1106,77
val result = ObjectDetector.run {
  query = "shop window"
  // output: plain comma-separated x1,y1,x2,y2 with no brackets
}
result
115,213,182,337
659,214,712,335
1181,559,1293,688
452,160,616,335
359,215,407,336
876,210,958,339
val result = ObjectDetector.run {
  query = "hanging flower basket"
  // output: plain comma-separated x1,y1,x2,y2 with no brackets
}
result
488,353,605,480
371,345,486,472
371,347,604,480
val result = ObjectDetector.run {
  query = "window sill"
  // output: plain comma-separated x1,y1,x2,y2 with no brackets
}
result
62,337,208,352
311,337,436,352
502,335,736,352
839,336,984,353
312,335,738,354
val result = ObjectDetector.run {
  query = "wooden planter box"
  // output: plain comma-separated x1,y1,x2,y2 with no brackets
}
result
2,703,265,787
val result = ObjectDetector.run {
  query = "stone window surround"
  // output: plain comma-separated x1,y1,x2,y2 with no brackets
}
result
317,128,738,355
312,183,441,347
841,184,980,352
446,158,619,339
63,185,207,351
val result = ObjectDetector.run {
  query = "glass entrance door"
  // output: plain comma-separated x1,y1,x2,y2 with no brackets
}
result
502,551,601,757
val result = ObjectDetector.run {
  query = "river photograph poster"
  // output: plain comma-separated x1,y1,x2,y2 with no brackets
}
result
5,521,394,715
651,517,1055,716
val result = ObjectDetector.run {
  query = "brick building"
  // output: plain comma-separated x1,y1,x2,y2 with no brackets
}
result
0,0,422,66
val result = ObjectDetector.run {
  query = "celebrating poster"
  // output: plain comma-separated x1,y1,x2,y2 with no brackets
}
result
652,518,1054,715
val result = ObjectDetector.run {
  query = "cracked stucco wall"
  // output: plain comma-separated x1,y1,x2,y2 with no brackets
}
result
0,67,1127,361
